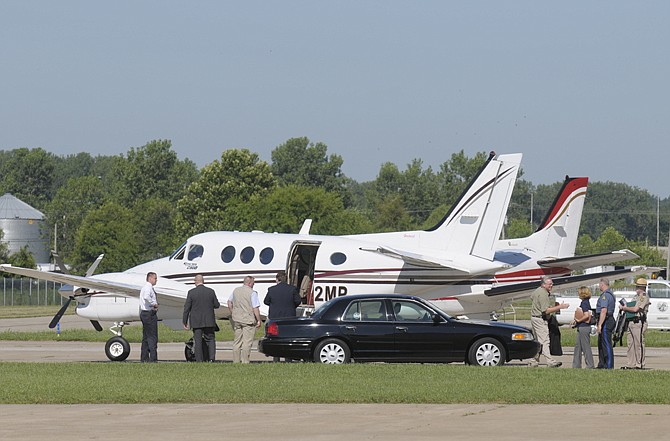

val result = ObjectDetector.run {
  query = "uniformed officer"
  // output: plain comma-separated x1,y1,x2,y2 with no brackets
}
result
620,278,650,369
596,278,616,369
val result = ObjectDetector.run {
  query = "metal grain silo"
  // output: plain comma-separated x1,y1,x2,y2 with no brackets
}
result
0,193,50,264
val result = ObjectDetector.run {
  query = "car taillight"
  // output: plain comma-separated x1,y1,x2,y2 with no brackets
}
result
267,322,278,336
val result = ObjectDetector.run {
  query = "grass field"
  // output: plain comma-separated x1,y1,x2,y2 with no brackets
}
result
2,305,670,406
1,362,669,404
0,321,265,342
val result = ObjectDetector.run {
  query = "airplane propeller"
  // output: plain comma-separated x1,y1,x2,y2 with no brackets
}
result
48,251,105,331
49,295,74,329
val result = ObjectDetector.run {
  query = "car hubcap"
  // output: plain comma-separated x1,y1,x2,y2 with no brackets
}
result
110,342,124,357
475,343,501,366
319,343,345,364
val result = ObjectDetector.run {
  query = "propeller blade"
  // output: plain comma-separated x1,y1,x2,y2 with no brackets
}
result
85,254,105,277
51,250,70,275
49,297,73,329
90,320,103,332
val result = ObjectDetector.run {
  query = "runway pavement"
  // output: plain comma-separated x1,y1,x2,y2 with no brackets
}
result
2,315,670,440
1,403,669,441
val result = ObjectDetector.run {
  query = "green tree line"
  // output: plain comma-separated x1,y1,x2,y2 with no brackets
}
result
1,139,668,274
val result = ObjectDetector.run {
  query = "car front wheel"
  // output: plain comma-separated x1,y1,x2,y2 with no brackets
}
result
468,337,505,366
314,339,351,364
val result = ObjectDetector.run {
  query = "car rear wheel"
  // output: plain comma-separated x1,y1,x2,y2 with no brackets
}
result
468,337,505,366
314,339,351,364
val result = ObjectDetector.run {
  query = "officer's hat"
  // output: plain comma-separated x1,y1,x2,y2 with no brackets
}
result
635,277,647,288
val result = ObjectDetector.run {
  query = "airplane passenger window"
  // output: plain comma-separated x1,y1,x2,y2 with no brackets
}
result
241,246,255,264
330,252,347,265
187,244,204,261
259,247,274,265
221,246,236,263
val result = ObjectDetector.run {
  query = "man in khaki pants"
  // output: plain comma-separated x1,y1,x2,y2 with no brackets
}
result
528,276,568,368
620,278,650,369
228,276,262,363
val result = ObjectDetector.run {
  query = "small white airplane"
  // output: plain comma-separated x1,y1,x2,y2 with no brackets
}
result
0,152,648,361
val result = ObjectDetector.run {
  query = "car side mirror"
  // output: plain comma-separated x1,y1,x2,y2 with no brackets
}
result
432,314,441,324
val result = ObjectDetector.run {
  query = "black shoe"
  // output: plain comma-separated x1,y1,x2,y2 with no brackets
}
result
621,366,632,370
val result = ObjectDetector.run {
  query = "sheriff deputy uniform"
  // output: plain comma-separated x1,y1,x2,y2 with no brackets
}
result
621,278,650,369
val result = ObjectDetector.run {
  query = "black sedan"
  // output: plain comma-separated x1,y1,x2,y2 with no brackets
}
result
259,294,539,366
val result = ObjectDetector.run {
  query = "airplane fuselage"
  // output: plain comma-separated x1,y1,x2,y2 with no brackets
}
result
71,230,569,326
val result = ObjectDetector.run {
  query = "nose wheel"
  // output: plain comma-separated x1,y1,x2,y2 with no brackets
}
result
104,322,131,361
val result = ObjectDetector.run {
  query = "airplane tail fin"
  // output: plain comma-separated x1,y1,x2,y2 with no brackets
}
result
423,152,522,260
502,176,588,258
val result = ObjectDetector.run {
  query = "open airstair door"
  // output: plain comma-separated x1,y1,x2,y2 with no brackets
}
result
287,241,321,307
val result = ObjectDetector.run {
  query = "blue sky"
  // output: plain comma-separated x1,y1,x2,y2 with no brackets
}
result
1,1,668,197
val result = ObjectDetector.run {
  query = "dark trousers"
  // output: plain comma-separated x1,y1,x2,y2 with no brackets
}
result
193,327,216,362
597,316,615,369
140,310,158,362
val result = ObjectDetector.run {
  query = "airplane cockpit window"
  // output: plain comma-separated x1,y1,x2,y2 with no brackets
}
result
221,246,236,263
170,242,187,260
330,252,347,265
241,246,255,264
260,247,274,265
187,244,204,261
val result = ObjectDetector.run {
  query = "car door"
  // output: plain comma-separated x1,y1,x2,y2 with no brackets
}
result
340,299,395,360
390,299,454,361
647,281,670,329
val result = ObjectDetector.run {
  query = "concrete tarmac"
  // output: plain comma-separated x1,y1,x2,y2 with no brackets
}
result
2,315,669,440
0,403,669,441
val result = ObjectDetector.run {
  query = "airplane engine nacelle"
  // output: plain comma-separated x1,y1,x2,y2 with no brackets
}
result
75,295,141,322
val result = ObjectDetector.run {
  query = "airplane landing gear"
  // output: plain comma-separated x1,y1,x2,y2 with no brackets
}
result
104,322,131,361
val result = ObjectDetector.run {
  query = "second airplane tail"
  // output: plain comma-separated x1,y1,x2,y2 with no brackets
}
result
500,176,588,258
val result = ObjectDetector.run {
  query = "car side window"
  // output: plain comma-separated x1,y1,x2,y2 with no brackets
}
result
392,300,433,322
343,301,361,321
649,285,670,299
360,300,386,321
343,300,386,321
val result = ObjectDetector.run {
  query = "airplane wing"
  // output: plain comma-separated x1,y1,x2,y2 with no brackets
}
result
484,265,655,298
537,249,639,272
0,264,187,309
359,246,471,273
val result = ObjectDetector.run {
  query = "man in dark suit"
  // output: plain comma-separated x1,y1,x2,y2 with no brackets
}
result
264,271,301,362
265,271,301,320
183,274,220,362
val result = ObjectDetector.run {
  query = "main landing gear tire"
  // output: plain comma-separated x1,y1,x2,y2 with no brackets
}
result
468,337,505,367
314,338,351,364
105,336,131,361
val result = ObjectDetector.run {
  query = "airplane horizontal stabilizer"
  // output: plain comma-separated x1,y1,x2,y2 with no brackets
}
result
537,249,639,272
359,246,471,273
485,265,655,298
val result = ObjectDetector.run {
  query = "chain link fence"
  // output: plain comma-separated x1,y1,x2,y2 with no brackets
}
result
1,277,64,306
